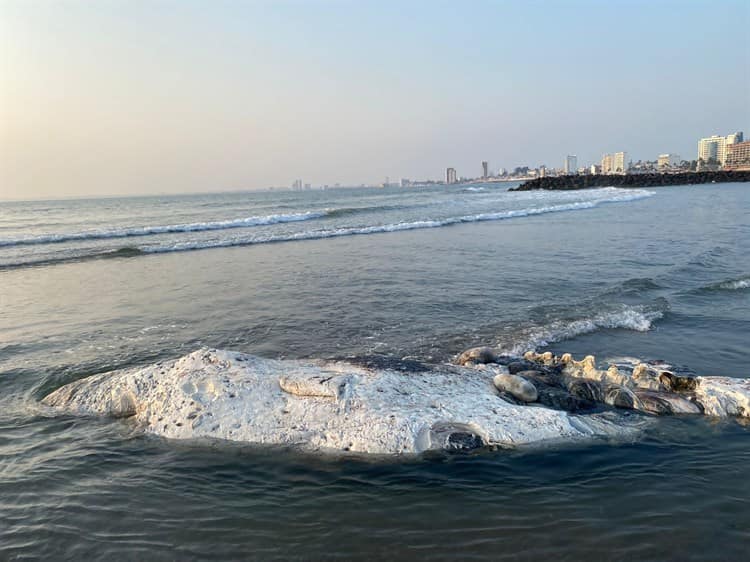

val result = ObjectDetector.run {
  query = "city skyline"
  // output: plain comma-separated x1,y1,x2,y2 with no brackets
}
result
1,0,749,199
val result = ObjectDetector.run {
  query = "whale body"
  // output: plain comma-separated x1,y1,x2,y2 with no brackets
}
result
41,348,650,454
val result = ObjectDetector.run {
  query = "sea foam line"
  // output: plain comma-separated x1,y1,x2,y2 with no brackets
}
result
0,211,327,247
500,306,665,356
144,189,655,254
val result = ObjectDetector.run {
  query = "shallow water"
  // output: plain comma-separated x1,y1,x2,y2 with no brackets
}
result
1,182,749,559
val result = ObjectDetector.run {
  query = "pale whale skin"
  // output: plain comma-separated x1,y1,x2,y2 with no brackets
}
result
41,348,644,455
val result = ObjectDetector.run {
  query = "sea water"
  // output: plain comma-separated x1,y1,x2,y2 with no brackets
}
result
1,182,749,559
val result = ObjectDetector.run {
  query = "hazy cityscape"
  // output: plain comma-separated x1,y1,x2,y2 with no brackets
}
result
285,129,748,190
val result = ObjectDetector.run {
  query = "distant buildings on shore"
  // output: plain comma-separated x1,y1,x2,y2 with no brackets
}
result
697,131,744,169
446,167,457,184
564,155,577,175
658,154,681,168
725,140,750,171
282,128,748,190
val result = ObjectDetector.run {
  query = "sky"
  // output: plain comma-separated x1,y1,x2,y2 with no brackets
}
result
1,0,749,199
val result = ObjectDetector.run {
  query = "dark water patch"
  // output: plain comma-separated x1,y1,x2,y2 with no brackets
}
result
324,203,416,218
0,246,146,271
330,354,434,372
104,246,145,258
600,277,663,296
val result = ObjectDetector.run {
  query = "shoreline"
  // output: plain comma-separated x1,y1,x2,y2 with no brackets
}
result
511,170,750,191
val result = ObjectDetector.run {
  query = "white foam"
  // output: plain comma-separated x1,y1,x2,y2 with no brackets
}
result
715,277,750,290
501,306,664,355
145,189,656,254
0,211,327,247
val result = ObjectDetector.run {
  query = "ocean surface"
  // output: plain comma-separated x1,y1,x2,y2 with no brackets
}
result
1,182,749,560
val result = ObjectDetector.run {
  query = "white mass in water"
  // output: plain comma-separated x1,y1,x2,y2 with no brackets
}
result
42,348,651,454
42,347,750,455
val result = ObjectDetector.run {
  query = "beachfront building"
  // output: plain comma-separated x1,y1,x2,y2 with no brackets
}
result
613,152,628,173
600,152,628,174
699,135,727,166
482,161,488,179
724,141,750,171
564,155,577,175
658,154,681,169
698,132,744,167
446,167,457,184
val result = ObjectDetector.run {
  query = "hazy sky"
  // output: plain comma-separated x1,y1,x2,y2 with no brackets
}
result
1,0,749,199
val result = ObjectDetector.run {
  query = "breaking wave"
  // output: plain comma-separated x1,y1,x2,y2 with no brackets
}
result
144,189,655,255
499,305,665,356
0,188,654,270
707,276,750,291
0,211,327,247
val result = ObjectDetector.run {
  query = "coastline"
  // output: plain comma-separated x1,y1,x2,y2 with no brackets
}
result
511,170,750,191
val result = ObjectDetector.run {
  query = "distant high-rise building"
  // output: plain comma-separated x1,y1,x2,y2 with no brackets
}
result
590,164,601,175
658,154,681,168
482,161,488,178
698,132,743,167
699,135,727,166
613,152,628,173
446,167,457,184
600,152,628,174
564,155,577,175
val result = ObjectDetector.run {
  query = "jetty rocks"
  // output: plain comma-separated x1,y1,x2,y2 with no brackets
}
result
510,170,750,191
41,347,750,455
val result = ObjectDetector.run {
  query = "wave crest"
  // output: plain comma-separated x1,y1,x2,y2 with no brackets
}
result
712,276,750,291
146,189,655,255
499,305,665,356
0,211,327,247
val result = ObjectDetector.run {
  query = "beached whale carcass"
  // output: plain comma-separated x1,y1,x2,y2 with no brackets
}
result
41,348,647,454
458,347,750,418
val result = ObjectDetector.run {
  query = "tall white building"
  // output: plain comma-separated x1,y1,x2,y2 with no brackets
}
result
613,151,628,173
446,167,457,184
698,132,744,166
564,155,577,175
699,135,727,165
